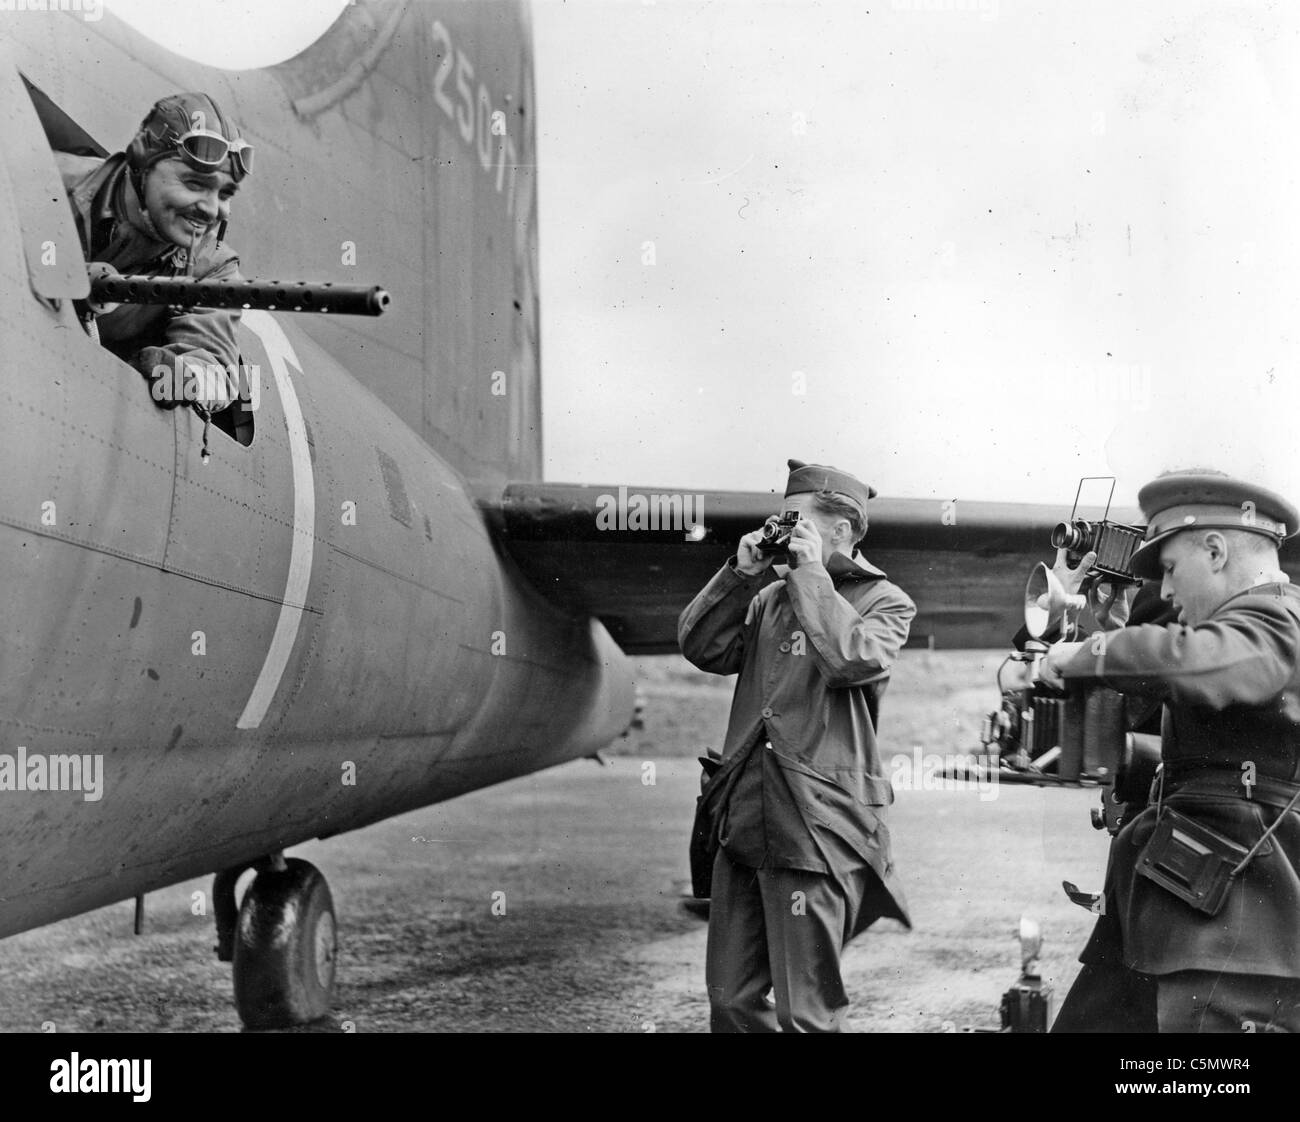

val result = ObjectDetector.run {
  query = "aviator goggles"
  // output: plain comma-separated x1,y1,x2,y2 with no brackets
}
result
171,128,254,179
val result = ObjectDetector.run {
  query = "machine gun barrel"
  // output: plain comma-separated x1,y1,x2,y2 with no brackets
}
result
89,274,391,316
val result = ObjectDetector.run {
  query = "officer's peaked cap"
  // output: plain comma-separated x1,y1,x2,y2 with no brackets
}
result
1130,469,1298,580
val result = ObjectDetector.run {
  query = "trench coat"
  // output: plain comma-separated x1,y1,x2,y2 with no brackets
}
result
678,550,915,936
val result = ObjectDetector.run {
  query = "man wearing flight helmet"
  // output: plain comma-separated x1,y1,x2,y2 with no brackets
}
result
58,91,253,414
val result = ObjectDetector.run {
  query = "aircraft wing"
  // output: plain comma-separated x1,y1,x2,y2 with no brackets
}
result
486,483,1146,653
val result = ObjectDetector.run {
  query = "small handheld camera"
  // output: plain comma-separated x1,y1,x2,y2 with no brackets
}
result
1050,477,1144,585
756,510,800,558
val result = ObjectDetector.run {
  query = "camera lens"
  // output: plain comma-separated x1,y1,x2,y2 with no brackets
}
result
1051,521,1089,551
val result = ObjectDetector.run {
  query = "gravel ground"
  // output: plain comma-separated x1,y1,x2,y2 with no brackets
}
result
0,650,1109,1033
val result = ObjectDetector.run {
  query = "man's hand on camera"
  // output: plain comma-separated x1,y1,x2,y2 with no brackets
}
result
1039,641,1085,691
735,529,776,576
1090,580,1136,629
786,518,823,569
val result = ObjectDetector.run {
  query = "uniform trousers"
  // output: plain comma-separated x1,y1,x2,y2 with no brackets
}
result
706,846,867,1032
1052,960,1300,1033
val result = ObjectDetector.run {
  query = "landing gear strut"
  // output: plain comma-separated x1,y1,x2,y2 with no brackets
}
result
213,854,338,1029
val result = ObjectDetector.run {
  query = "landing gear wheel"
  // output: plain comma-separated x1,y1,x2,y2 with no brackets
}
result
232,857,337,1029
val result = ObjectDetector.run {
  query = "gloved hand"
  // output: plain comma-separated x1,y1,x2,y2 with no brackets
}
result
178,355,238,413
1050,547,1096,597
134,347,236,413
136,346,182,410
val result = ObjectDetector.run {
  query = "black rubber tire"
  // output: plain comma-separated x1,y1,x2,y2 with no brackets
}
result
232,858,337,1029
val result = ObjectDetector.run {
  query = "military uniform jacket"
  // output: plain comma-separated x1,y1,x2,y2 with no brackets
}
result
58,152,244,378
1061,581,1300,978
677,551,916,934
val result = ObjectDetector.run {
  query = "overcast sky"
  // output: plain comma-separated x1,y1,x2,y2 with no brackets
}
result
112,0,1300,508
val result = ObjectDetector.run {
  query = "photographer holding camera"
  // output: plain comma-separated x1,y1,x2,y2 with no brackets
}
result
1040,469,1300,1032
677,459,915,1032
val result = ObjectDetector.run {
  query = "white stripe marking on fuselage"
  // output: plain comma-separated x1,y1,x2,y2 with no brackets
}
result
237,310,315,729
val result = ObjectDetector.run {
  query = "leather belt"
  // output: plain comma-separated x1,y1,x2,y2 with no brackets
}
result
1162,765,1300,813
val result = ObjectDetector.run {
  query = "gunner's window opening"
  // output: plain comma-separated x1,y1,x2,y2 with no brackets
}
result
22,75,107,158
23,75,253,450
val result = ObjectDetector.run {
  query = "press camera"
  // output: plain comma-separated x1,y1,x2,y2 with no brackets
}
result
968,480,1163,1032
1050,476,1145,584
980,478,1151,793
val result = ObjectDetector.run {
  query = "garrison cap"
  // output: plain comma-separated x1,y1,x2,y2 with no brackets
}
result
1129,470,1298,580
784,459,877,515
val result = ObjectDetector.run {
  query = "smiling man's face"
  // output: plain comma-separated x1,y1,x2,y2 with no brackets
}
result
141,157,238,248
